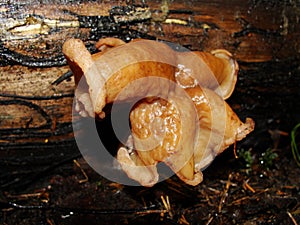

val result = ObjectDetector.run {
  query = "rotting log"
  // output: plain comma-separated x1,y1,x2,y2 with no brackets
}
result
0,0,299,190
1,1,299,64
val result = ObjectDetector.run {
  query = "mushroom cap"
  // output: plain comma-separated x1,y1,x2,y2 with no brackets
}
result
210,49,239,99
176,49,238,100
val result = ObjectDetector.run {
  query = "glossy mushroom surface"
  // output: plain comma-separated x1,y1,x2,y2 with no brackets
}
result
63,37,254,186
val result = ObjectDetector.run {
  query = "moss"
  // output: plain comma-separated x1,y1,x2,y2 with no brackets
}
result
259,148,278,170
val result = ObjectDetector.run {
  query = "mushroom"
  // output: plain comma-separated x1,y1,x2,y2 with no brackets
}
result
63,37,254,186
118,85,254,187
63,37,238,118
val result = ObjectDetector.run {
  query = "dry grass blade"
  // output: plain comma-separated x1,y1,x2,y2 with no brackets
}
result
218,173,232,213
243,179,256,193
229,188,270,205
287,211,298,225
178,214,190,225
73,159,88,183
161,195,173,218
205,214,214,225
46,218,56,225
5,188,50,203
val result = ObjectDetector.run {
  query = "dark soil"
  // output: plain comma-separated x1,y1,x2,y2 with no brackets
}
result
1,116,300,225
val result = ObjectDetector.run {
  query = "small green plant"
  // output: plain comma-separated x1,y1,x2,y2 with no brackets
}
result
237,148,254,169
96,180,102,187
291,123,300,167
237,147,278,171
259,148,278,170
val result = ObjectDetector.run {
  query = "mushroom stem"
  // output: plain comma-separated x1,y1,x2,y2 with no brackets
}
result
62,39,107,117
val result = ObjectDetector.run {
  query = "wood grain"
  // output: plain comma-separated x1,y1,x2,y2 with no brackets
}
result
0,0,299,149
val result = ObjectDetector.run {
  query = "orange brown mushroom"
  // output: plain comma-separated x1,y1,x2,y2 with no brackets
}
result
63,37,254,187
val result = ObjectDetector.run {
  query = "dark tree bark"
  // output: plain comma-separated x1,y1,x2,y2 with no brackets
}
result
0,0,299,155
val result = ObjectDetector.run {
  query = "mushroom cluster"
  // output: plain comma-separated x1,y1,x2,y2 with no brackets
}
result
63,37,254,187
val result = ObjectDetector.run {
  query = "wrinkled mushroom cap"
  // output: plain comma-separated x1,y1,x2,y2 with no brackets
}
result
210,49,238,99
176,49,238,100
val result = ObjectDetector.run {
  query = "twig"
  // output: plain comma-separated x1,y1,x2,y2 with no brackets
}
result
0,92,73,100
6,192,44,199
229,188,270,205
5,188,50,203
205,214,214,225
46,218,56,225
51,71,73,86
135,209,168,215
233,140,238,159
218,173,232,213
161,195,173,218
243,179,256,193
178,214,190,225
73,159,89,184
287,211,298,225
207,187,221,194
